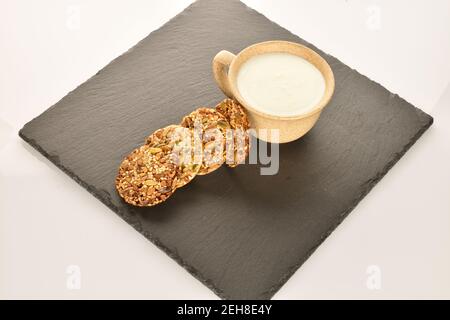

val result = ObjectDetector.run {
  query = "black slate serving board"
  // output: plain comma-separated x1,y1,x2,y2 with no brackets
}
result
19,0,432,299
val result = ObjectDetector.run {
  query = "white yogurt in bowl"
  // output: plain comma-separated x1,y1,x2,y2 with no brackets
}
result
236,52,326,117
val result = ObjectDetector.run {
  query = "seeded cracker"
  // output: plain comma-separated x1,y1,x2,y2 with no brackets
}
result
115,145,178,206
146,125,201,188
181,108,230,175
215,99,251,167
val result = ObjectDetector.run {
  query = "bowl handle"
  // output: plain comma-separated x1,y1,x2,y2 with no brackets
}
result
212,50,236,98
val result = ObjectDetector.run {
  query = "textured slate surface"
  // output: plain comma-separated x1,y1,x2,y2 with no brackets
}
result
19,0,432,299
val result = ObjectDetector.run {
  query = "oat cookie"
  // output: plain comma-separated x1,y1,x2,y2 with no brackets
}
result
146,125,201,188
115,145,178,206
215,99,251,167
180,108,230,175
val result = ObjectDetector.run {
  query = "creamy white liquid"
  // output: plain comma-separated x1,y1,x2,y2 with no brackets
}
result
236,52,325,116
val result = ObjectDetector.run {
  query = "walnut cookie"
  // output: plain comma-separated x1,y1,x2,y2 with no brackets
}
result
115,145,178,207
215,99,251,167
180,107,231,175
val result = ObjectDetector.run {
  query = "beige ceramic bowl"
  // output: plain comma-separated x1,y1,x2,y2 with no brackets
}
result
212,40,335,143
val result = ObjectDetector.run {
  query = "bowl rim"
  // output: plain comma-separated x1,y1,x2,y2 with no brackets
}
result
228,40,335,121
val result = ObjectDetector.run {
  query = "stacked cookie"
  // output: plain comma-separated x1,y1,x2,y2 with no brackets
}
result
115,99,250,207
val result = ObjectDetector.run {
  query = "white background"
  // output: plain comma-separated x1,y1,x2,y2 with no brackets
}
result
1,0,449,299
